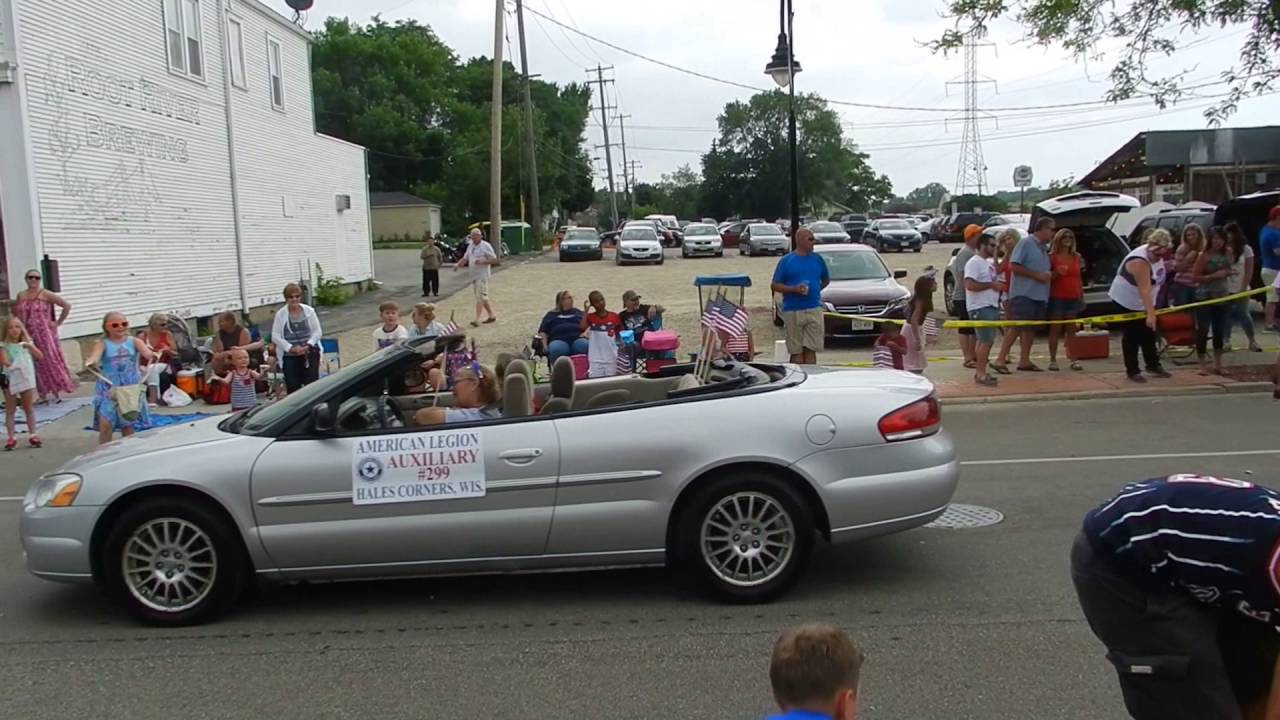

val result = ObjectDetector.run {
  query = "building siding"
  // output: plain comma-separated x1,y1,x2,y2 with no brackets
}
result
0,0,370,338
372,205,440,241
13,0,241,337
228,0,370,309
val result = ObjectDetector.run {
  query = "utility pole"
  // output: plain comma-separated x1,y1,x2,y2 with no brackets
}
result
616,113,632,213
588,65,619,228
488,0,504,247
626,160,642,215
514,0,542,243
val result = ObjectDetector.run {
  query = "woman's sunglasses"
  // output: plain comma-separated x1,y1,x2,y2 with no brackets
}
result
26,275,40,281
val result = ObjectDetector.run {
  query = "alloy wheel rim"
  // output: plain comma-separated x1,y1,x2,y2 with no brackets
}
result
122,517,217,613
700,492,794,587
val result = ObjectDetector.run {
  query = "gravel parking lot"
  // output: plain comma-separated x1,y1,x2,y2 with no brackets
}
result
334,242,962,368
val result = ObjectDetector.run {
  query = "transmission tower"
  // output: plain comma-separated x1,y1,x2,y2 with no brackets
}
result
947,30,996,197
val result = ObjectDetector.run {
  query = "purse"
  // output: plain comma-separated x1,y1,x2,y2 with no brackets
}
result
88,366,146,422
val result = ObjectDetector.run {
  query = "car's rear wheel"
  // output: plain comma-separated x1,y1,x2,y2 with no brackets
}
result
102,497,247,626
675,471,813,603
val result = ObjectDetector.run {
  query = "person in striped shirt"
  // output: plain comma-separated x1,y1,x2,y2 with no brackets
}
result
1072,474,1280,719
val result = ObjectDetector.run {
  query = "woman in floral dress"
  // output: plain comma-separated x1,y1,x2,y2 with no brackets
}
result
13,269,76,403
85,312,155,445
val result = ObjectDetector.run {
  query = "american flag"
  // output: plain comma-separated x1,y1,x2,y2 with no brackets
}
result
701,296,750,337
872,346,896,369
442,311,459,336
923,316,939,338
616,345,634,374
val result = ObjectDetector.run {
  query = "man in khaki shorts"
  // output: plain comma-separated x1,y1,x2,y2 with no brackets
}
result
456,228,498,326
771,228,829,364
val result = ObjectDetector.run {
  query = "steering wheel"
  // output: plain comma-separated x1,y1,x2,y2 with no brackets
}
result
380,395,406,428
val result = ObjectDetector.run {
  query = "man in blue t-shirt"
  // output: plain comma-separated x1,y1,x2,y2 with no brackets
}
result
1072,474,1280,719
771,228,830,364
1259,206,1280,330
765,625,863,720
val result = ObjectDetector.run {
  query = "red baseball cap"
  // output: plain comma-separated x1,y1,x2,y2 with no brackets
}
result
1270,206,1280,222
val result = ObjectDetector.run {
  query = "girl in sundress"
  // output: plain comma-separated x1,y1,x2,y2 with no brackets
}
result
13,268,76,403
1,316,44,450
85,312,156,445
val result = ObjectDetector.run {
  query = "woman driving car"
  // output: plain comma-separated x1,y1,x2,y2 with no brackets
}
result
414,364,502,426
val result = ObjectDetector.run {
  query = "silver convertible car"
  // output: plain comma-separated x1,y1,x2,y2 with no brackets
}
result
20,335,959,625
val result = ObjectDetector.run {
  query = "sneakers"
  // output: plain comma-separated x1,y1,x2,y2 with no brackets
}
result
1146,367,1172,379
1127,373,1148,383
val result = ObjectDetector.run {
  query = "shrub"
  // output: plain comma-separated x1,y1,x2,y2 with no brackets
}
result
312,263,347,306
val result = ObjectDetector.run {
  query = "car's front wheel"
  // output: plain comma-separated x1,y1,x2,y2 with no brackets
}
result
674,470,814,603
615,252,622,266
101,497,247,626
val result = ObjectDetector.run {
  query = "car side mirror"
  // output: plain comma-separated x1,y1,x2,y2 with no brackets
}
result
311,403,335,434
894,269,908,279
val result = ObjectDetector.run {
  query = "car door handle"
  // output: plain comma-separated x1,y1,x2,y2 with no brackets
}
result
499,448,544,464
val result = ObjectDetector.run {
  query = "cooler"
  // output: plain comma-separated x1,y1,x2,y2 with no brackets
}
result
641,330,679,352
1067,329,1111,360
175,369,201,396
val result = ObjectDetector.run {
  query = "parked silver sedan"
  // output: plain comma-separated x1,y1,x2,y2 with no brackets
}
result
20,336,959,625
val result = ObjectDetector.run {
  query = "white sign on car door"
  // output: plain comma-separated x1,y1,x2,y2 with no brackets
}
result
352,430,486,505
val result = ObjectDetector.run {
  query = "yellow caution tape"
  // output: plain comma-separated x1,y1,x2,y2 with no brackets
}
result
823,286,1270,328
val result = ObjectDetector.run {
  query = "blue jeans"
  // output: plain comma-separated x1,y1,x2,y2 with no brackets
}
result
548,338,589,364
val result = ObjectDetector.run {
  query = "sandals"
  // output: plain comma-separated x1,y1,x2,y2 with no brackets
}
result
482,317,497,324
1017,363,1044,372
4,439,15,451
990,363,1012,375
29,435,42,448
963,360,976,369
974,374,998,387
1048,361,1060,372
1070,361,1083,371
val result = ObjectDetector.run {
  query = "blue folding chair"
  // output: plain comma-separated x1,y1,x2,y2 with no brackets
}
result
320,338,341,376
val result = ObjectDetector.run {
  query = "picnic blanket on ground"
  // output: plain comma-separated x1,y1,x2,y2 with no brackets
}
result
84,412,218,434
2,396,94,431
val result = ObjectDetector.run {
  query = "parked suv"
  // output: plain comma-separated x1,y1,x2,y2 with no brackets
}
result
939,212,997,242
1214,190,1280,289
1126,206,1214,247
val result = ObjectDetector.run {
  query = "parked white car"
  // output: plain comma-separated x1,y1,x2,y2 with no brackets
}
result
681,223,723,258
617,224,665,265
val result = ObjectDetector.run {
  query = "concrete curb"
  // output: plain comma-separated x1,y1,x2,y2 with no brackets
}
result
942,381,1274,406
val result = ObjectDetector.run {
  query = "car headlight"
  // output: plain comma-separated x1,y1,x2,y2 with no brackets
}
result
822,301,836,312
26,473,82,509
886,297,910,310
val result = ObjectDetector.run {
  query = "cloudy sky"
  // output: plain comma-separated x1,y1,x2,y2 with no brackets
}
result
268,0,1277,199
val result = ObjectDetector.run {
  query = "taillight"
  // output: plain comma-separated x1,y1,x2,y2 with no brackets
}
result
878,395,941,442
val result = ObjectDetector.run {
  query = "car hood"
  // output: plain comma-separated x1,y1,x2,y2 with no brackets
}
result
684,235,721,242
821,277,910,304
56,414,240,475
620,238,661,248
880,230,919,238
813,232,849,242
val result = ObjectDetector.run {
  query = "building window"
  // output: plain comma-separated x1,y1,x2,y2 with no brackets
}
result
163,0,205,80
227,17,246,88
267,36,285,111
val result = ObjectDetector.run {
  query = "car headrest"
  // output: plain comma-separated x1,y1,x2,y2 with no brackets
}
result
585,388,631,409
503,372,532,418
550,356,575,398
539,396,572,416
494,352,515,382
675,374,702,391
505,358,531,384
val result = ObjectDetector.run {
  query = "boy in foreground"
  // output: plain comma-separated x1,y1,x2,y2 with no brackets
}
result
766,625,864,720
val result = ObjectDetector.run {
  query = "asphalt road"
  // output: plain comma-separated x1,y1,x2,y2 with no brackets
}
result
2,393,1278,719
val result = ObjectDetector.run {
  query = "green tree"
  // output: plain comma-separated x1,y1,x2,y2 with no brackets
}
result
905,182,950,210
951,193,1008,213
310,17,596,234
700,91,892,218
933,1,1279,122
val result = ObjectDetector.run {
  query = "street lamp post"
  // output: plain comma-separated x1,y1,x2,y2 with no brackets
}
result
764,0,801,235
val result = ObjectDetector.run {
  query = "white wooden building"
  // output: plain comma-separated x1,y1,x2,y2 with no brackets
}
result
0,0,371,339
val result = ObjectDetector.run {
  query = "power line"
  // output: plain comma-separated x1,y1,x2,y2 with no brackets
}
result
521,5,1250,115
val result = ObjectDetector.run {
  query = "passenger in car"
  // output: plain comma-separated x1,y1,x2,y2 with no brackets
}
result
414,364,502,426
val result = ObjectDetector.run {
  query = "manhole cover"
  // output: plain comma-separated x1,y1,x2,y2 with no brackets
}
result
924,503,1004,529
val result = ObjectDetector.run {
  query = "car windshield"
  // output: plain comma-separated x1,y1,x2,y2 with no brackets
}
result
810,222,842,233
236,348,395,433
751,224,783,236
879,220,910,230
820,251,890,281
565,230,597,240
684,225,717,236
622,229,655,241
